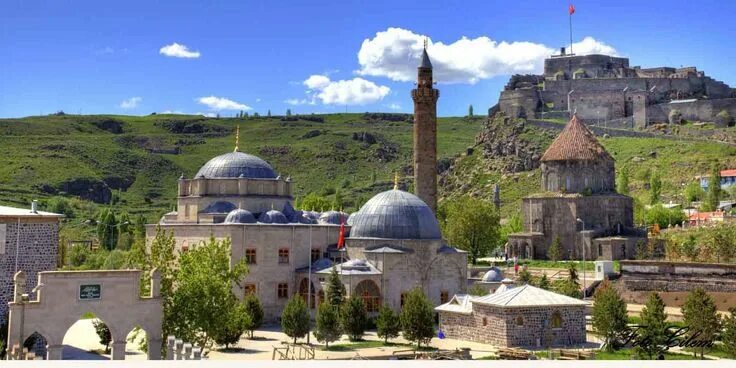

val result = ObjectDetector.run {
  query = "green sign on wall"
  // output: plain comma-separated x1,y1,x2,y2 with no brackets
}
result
79,284,101,300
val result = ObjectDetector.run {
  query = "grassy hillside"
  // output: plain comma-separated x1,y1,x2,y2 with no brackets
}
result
0,113,482,227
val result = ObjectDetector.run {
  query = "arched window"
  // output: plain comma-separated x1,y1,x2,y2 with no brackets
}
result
354,280,381,313
482,317,488,326
551,311,563,329
298,278,316,309
515,316,524,326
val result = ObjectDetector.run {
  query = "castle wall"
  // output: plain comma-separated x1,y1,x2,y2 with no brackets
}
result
647,98,736,125
499,89,540,118
544,55,630,80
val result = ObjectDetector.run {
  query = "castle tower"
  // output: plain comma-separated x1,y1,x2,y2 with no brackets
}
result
411,42,440,213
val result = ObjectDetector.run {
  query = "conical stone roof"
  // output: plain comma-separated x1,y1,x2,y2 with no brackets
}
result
540,115,612,162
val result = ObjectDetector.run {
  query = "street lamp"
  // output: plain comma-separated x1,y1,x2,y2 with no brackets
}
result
576,218,587,299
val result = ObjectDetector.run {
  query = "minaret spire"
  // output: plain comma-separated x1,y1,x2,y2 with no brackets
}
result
412,40,439,213
234,125,240,152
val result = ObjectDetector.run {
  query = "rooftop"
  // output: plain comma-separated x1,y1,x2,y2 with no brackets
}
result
0,205,63,218
436,285,588,314
540,115,612,162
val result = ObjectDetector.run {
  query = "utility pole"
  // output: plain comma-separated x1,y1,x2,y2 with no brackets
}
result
576,218,587,299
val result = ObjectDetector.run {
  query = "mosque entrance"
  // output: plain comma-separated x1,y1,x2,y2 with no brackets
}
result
6,269,162,360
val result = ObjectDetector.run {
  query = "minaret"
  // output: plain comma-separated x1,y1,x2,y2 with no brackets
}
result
411,40,439,213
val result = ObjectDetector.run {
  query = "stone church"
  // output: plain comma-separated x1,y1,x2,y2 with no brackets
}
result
507,115,646,260
147,45,467,321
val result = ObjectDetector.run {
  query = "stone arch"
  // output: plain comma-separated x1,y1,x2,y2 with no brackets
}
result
298,278,316,309
353,279,381,313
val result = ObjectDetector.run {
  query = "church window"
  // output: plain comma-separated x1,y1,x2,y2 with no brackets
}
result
440,291,449,304
278,248,289,264
244,284,256,296
245,249,257,264
515,316,524,326
551,311,563,329
311,248,321,262
277,283,289,298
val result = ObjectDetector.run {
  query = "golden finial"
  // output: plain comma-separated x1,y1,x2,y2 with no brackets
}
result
393,172,399,190
423,38,428,49
234,125,240,152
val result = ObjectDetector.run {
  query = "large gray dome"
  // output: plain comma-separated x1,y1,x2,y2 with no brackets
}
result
224,209,257,224
195,152,277,179
349,189,441,240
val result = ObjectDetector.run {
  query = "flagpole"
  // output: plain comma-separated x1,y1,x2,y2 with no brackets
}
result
569,5,573,54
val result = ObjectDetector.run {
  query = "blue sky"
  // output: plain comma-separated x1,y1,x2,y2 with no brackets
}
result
1,0,735,118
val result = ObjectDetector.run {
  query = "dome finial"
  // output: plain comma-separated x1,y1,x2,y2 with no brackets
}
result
393,172,399,190
234,125,240,152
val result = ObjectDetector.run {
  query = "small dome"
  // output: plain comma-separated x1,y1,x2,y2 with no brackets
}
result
349,189,441,239
258,210,289,224
302,210,321,220
195,151,277,179
199,201,237,214
482,267,504,282
318,210,349,225
224,209,256,224
346,212,358,225
495,283,515,294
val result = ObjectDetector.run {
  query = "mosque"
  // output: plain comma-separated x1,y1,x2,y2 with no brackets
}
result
146,45,467,321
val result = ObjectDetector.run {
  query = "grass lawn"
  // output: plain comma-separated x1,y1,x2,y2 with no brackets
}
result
627,316,685,328
595,348,700,360
683,344,735,359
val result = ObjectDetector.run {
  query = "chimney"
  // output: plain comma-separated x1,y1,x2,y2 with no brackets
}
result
31,200,38,214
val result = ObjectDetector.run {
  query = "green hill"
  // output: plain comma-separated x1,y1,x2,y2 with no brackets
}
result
0,113,482,226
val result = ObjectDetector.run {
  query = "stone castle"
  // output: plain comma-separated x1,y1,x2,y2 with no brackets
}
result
498,50,736,128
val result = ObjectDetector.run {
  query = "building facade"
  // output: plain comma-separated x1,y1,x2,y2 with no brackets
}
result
0,204,61,324
437,285,588,348
507,115,646,260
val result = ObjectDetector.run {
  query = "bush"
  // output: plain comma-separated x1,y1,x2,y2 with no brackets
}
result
314,302,342,348
645,204,687,228
281,296,310,344
93,320,112,353
399,288,435,348
103,249,128,270
213,303,250,349
715,110,733,127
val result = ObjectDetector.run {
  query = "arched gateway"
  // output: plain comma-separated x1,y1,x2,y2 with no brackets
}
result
7,269,163,360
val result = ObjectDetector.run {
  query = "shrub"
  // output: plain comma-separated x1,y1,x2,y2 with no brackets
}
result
243,294,264,338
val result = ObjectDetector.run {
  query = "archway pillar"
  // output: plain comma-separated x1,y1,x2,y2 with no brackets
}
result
111,341,127,360
47,344,64,360
147,337,163,360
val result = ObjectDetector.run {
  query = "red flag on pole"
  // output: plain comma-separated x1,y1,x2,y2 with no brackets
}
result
569,4,575,15
337,217,346,249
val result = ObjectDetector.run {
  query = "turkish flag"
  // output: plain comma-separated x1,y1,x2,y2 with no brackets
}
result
337,217,346,249
569,4,575,15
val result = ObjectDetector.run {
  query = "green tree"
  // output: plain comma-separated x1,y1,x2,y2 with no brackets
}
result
314,301,342,348
468,105,473,117
704,164,722,211
399,288,435,349
681,288,720,359
299,192,332,212
548,236,562,261
684,181,705,204
650,170,662,205
243,293,264,338
680,234,699,261
93,320,112,353
645,204,687,228
517,267,532,284
468,284,489,296
537,273,551,290
96,208,119,251
167,236,249,349
325,266,346,306
591,281,629,352
212,303,251,349
721,307,736,359
281,295,310,344
376,305,401,343
634,292,668,359
442,196,500,264
617,166,630,195
341,297,368,341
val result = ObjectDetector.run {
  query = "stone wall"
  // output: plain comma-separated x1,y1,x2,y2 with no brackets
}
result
541,159,615,194
544,55,631,80
0,218,59,325
647,98,736,125
440,304,587,348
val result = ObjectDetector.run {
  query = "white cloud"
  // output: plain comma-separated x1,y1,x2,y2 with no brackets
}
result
357,27,618,84
298,75,390,105
159,110,216,117
159,43,201,58
386,103,401,110
284,98,315,106
255,98,262,103
196,96,251,111
119,96,142,109
159,110,185,115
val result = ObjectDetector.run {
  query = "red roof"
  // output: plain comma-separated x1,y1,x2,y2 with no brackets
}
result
541,115,613,162
721,169,736,177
